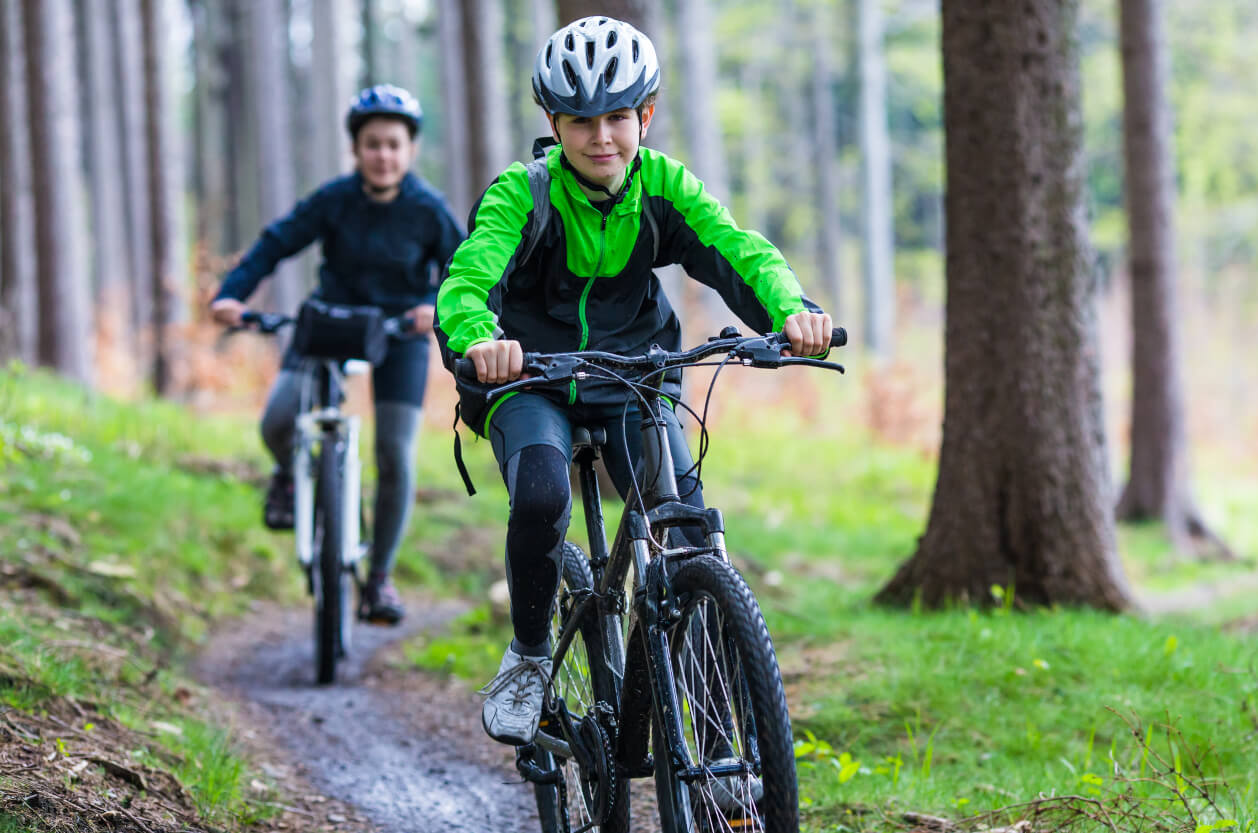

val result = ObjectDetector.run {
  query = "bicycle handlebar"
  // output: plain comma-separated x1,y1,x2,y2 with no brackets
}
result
236,309,416,336
453,327,847,392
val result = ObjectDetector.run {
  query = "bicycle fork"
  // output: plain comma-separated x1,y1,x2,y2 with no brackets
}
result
293,412,365,576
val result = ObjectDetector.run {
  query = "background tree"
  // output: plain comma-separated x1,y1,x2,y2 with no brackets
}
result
811,0,843,315
141,0,185,393
858,0,896,356
876,1,1132,610
81,0,132,367
0,0,36,363
111,0,153,342
436,0,471,221
310,0,353,178
22,0,92,384
190,0,230,256
1115,0,1230,559
459,0,513,199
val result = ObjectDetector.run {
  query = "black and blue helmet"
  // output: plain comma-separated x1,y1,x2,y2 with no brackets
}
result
345,84,423,138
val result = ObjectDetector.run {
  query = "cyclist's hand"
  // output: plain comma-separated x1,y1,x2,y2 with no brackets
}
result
782,310,833,358
210,298,247,327
406,304,436,335
465,339,524,384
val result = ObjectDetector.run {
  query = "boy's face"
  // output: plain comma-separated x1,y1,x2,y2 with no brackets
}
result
352,118,417,192
552,106,653,193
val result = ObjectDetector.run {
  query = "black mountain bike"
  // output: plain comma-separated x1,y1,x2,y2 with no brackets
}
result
239,308,411,684
456,326,846,833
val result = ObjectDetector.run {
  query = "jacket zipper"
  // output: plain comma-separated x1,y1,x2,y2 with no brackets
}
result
571,212,610,404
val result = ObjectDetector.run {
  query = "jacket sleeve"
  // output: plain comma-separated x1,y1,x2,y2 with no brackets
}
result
647,153,818,332
213,185,331,303
436,163,534,354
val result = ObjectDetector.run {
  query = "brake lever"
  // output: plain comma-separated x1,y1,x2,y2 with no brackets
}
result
485,355,585,402
777,357,845,373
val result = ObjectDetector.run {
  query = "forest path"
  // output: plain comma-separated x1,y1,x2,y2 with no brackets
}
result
194,595,538,832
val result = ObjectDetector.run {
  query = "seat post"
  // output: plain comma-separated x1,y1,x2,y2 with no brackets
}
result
573,433,611,571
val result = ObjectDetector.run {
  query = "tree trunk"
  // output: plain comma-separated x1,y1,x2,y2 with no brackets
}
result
83,0,133,372
0,0,37,363
437,0,471,221
811,0,843,317
244,0,303,314
361,0,377,88
111,0,153,344
1115,0,1228,559
557,0,648,25
460,0,513,198
876,1,1132,611
140,0,185,394
23,0,92,384
223,0,259,253
858,0,896,357
191,0,230,255
311,0,352,179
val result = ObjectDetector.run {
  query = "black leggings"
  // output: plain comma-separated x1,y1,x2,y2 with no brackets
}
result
501,443,705,650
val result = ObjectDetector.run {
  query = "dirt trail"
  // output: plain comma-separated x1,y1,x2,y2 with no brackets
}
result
196,597,538,832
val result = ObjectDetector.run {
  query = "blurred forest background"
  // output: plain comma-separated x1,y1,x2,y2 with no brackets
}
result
1,0,1256,505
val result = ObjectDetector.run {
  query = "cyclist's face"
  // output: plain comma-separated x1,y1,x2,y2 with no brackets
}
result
552,107,653,192
352,118,417,193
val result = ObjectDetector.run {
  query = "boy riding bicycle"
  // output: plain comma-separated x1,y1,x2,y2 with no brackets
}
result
435,17,831,747
211,85,465,625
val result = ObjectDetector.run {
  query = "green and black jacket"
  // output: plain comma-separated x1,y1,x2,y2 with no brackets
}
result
435,144,820,436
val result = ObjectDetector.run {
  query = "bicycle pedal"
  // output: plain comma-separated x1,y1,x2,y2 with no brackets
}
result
622,755,654,778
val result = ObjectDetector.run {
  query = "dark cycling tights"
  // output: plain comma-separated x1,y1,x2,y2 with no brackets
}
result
502,443,705,653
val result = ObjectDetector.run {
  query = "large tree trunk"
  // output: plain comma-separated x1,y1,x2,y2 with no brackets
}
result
140,0,185,394
857,0,896,357
1115,0,1228,559
23,0,92,384
876,1,1132,611
83,0,133,376
811,0,843,317
0,0,37,363
557,0,648,25
111,0,153,345
460,0,513,199
244,0,303,314
223,0,259,253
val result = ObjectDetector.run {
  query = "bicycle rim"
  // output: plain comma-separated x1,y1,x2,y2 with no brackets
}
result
655,555,798,833
535,543,628,833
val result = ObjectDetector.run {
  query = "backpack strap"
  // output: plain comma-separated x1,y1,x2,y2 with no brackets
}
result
519,157,552,268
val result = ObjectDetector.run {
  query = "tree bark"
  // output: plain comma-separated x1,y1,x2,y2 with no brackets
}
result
437,0,471,221
244,0,303,315
1115,0,1229,559
191,0,231,255
0,0,37,363
557,0,648,25
23,0,92,384
858,0,896,357
83,0,133,369
460,0,513,198
876,1,1132,611
111,0,153,342
140,0,185,394
311,0,352,180
811,0,843,317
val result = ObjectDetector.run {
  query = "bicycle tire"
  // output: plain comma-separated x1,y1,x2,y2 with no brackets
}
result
534,542,630,833
313,441,345,685
653,555,798,833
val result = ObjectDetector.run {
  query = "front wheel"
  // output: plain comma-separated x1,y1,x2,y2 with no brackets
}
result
313,440,351,685
654,555,798,833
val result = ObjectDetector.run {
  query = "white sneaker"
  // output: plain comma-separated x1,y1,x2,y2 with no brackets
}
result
705,757,764,817
478,647,552,745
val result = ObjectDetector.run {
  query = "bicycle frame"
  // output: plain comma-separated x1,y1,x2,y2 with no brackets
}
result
541,374,740,787
292,360,366,573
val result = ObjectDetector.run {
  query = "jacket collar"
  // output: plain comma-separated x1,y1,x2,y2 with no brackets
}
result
547,144,643,216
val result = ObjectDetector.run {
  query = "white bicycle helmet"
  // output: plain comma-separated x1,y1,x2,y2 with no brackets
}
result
532,17,660,117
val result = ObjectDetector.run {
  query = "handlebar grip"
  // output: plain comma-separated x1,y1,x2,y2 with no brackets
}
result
831,327,847,348
453,357,479,381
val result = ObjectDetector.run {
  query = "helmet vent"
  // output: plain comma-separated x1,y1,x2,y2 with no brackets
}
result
565,33,575,50
604,57,618,85
585,40,596,68
606,30,617,48
632,38,640,62
546,43,553,66
562,59,579,90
